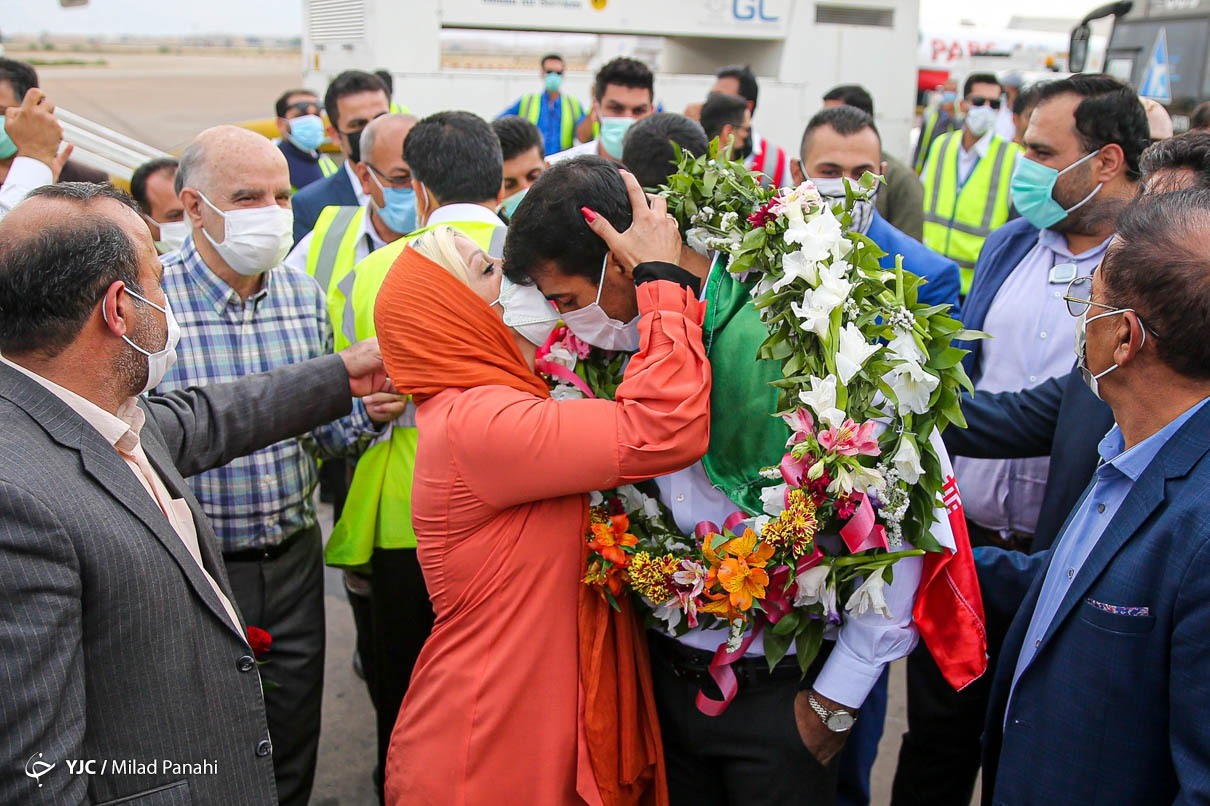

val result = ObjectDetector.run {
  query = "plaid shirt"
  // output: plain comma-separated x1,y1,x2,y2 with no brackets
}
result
157,236,376,551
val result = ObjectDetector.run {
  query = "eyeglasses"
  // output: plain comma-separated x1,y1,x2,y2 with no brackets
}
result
545,70,564,76
1064,275,1163,337
366,162,413,189
284,101,321,117
967,96,1002,110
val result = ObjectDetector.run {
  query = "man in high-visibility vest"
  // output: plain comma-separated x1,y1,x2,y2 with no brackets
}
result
498,53,586,156
331,110,506,800
547,57,654,166
274,89,338,192
913,78,961,174
284,113,418,350
921,72,1022,295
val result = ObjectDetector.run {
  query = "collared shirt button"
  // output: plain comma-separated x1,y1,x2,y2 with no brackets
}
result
1053,290,1063,298
675,494,685,503
256,739,272,757
1029,375,1037,383
1034,639,1041,647
1039,331,1048,339
1067,568,1074,579
1097,503,1106,514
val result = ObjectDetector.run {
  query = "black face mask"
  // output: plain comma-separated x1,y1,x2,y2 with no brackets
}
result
733,136,754,161
343,128,363,164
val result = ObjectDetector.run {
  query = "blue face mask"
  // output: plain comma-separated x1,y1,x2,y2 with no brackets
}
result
370,171,417,234
498,187,529,220
0,118,16,160
598,116,635,160
286,114,326,152
544,71,563,94
1009,150,1103,231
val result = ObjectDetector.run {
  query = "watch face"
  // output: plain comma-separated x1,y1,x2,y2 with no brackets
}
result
826,711,856,732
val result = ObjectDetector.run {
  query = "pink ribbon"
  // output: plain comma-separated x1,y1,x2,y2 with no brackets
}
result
534,359,595,399
693,511,750,543
840,493,889,554
763,566,795,625
694,623,762,717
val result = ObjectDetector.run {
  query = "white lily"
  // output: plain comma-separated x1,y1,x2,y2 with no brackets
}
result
761,484,789,517
798,376,846,429
793,564,838,619
685,226,711,256
882,359,940,415
785,206,845,263
892,436,924,484
887,330,926,365
845,570,893,618
835,323,881,385
772,249,819,293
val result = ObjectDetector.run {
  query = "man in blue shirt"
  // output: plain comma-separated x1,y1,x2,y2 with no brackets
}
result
274,89,336,192
979,188,1210,804
498,53,586,157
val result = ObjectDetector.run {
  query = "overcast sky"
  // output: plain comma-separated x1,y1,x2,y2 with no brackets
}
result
3,0,1098,38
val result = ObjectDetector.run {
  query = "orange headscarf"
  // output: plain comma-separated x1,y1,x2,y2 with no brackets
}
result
374,246,550,403
375,244,668,806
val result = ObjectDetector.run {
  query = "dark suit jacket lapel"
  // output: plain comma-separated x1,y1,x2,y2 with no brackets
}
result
0,365,243,640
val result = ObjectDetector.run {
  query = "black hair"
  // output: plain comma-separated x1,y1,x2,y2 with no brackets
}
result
593,57,654,102
404,111,502,204
1139,130,1210,191
1033,74,1148,182
504,156,631,285
715,64,759,111
374,70,394,96
0,183,143,356
800,105,880,157
699,92,749,141
963,72,1001,98
323,70,388,129
129,158,179,216
0,58,38,102
492,115,544,162
622,113,708,188
1101,188,1210,378
1013,82,1044,116
274,88,318,118
541,54,564,69
1192,100,1210,130
822,84,874,117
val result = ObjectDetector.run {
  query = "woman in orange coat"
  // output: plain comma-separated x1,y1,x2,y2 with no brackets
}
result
373,168,711,806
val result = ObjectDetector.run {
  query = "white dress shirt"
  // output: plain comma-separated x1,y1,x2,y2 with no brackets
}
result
284,199,388,276
0,156,54,220
956,131,993,187
344,159,370,207
0,355,246,637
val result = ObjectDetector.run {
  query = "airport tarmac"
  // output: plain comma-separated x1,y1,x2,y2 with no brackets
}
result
23,48,974,804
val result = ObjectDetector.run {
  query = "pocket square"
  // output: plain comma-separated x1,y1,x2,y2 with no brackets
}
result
1086,597,1150,617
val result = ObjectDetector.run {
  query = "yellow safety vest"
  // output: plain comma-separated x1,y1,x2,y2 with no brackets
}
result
319,154,339,178
922,131,1021,295
389,101,411,115
305,205,365,352
324,217,506,568
518,92,584,152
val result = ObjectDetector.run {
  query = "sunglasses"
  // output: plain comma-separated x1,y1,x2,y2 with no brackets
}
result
545,70,564,76
967,96,1002,110
284,101,321,117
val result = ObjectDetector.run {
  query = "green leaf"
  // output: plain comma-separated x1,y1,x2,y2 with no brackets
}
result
796,620,825,677
771,610,802,636
765,628,793,670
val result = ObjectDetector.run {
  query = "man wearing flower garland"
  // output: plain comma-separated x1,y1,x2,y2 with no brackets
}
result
506,156,931,804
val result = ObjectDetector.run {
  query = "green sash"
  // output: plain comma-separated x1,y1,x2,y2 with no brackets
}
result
700,262,789,515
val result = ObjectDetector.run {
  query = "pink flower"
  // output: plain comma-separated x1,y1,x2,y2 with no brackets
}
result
781,407,815,445
566,331,592,359
780,452,812,487
818,419,880,457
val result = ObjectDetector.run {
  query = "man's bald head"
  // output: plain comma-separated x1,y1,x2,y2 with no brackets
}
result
0,184,154,357
175,125,289,198
358,113,417,167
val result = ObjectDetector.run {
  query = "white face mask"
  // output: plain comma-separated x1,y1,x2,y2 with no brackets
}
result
494,275,560,346
964,104,998,138
104,287,181,394
197,193,293,276
157,220,189,252
560,255,640,352
1074,305,1140,400
811,177,879,235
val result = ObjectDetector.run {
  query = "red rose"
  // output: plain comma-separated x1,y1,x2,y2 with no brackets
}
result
246,625,273,660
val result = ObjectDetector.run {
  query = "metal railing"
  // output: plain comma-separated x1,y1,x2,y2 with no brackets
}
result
55,107,171,181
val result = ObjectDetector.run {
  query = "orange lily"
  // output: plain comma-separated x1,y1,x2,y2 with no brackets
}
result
700,528,775,614
587,513,638,567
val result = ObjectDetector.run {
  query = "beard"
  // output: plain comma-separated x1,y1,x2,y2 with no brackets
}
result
116,305,164,396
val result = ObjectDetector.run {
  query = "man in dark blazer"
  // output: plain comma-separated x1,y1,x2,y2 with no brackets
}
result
290,70,391,244
0,183,390,804
981,188,1210,803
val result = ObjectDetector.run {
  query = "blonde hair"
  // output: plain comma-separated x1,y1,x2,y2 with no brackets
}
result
411,226,470,284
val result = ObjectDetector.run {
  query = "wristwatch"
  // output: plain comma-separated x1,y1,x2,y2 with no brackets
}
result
807,692,857,733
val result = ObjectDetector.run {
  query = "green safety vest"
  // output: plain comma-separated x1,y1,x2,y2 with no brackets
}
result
922,131,1021,295
319,154,339,177
324,217,506,569
518,92,584,152
305,205,366,352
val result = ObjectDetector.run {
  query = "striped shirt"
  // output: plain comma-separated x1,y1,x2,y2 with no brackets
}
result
156,236,377,551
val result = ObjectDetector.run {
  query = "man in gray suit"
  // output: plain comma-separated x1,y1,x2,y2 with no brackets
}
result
0,182,391,804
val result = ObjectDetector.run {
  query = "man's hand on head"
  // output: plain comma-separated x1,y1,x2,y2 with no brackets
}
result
6,89,64,172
